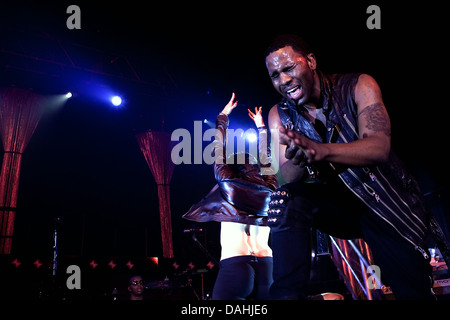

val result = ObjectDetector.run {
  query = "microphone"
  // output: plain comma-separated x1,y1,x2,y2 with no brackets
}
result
183,227,203,233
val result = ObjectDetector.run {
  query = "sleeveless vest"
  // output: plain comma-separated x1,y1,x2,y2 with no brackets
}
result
277,72,430,254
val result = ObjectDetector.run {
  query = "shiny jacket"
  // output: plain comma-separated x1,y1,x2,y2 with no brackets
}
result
183,113,279,226
277,72,431,255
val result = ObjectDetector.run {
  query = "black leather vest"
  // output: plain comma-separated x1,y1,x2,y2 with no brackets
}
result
277,72,430,251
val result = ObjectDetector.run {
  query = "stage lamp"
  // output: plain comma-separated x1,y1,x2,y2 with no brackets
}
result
246,132,257,143
111,96,122,106
65,92,73,98
203,119,214,128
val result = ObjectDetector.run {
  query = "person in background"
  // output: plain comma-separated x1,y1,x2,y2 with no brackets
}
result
128,275,145,300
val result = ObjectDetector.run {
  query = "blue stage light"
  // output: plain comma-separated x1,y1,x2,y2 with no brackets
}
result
111,96,122,106
246,132,257,143
65,92,73,98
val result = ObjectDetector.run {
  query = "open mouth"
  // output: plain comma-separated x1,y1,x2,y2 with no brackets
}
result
286,85,303,101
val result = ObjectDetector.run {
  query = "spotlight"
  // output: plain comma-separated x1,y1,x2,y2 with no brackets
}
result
246,132,257,143
65,92,73,98
111,96,122,106
203,119,214,128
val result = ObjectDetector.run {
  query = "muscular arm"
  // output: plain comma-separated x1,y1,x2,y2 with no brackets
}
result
329,74,390,165
287,74,391,166
268,105,307,183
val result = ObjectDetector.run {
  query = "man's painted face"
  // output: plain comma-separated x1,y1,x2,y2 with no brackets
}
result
265,46,315,106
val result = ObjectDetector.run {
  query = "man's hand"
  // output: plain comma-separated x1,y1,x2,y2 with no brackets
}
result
280,126,328,164
285,139,308,166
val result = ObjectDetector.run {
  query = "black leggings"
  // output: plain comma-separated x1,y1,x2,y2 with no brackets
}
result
269,179,434,300
212,255,273,300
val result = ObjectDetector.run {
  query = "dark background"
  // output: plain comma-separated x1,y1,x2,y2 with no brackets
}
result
0,1,448,299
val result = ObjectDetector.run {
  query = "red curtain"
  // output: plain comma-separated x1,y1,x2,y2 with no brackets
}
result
136,130,175,258
0,88,46,254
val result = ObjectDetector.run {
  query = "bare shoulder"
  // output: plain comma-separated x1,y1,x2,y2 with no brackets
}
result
355,73,382,105
268,104,279,117
355,74,391,137
356,73,380,88
268,104,281,128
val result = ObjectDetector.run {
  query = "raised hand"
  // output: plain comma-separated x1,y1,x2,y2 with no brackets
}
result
220,92,238,115
248,106,265,128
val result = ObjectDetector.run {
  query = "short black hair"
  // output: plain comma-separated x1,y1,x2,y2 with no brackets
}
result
264,34,313,58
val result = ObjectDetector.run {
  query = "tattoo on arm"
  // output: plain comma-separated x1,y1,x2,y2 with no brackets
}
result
358,102,391,136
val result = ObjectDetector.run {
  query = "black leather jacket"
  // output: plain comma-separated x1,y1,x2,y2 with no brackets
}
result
183,113,278,226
